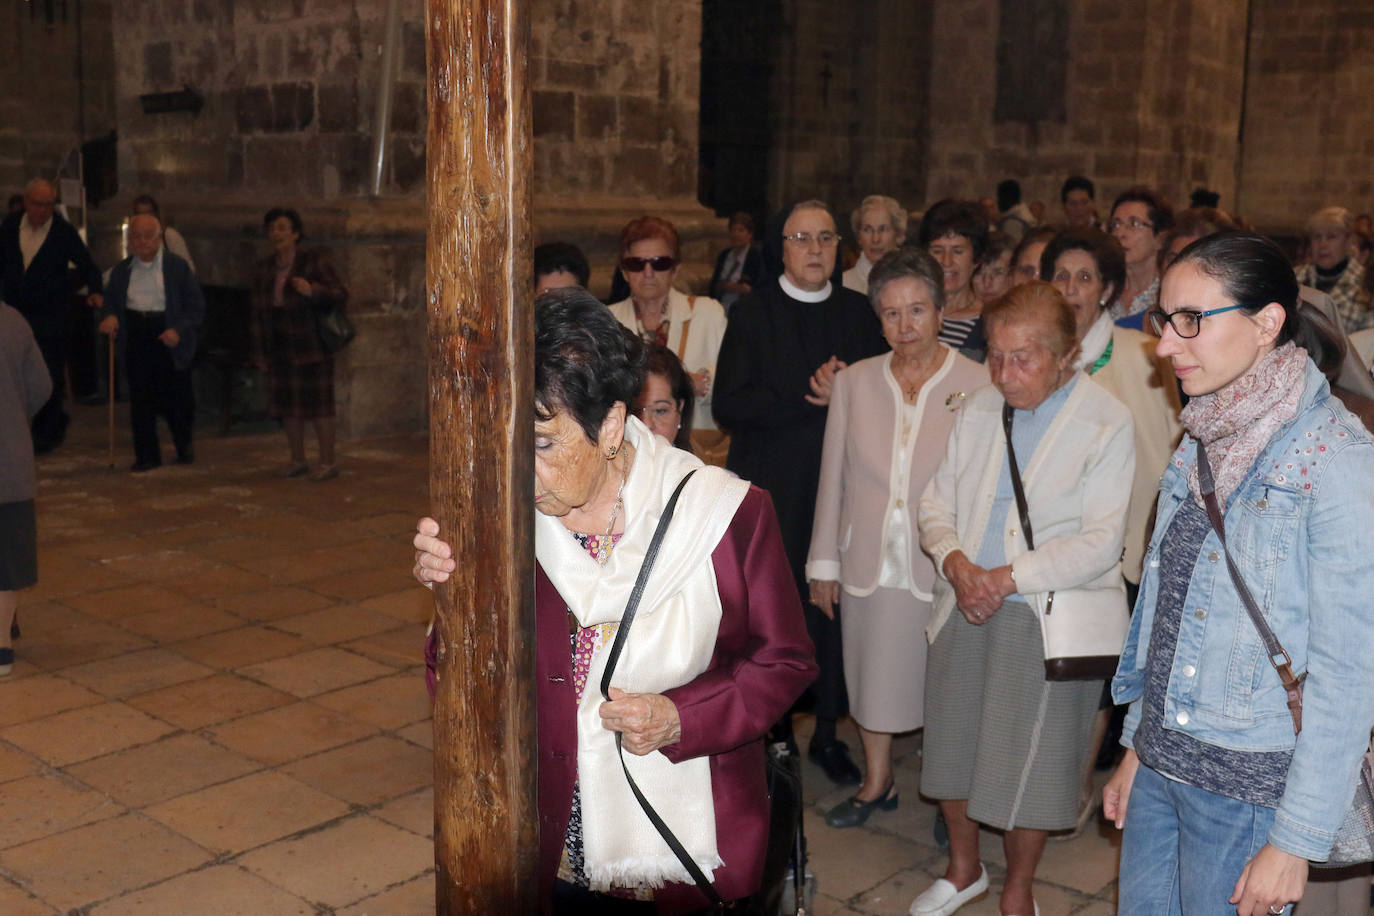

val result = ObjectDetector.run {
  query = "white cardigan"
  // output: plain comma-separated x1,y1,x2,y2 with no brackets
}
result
917,374,1135,641
609,289,728,430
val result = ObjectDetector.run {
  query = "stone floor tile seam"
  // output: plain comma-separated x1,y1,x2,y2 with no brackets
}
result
332,867,437,913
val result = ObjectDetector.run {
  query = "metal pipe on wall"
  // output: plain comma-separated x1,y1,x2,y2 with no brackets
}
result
369,0,403,197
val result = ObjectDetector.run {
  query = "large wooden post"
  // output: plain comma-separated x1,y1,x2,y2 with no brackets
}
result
426,0,536,912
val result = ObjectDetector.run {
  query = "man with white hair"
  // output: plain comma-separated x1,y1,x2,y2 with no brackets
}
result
98,213,204,471
0,178,104,453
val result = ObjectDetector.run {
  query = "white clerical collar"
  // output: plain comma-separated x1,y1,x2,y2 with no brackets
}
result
778,274,832,303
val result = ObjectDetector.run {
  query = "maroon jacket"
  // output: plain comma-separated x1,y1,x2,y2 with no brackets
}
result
535,485,817,913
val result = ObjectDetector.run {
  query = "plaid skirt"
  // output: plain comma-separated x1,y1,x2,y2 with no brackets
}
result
0,500,38,591
266,357,335,419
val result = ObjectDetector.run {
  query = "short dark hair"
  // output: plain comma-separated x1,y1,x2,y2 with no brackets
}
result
1012,226,1057,268
533,242,590,287
1189,188,1221,209
642,343,695,452
1040,228,1127,312
1111,186,1175,233
868,247,946,312
263,207,304,240
131,194,161,217
1060,176,1095,204
727,211,755,235
1169,232,1308,348
535,287,646,442
996,180,1022,213
918,199,990,263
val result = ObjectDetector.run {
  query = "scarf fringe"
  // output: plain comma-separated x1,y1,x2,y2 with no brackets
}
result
586,854,724,892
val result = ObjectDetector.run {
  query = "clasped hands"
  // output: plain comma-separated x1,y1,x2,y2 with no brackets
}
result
412,518,682,756
943,551,1015,625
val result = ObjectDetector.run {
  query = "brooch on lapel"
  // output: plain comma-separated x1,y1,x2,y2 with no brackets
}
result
945,392,966,411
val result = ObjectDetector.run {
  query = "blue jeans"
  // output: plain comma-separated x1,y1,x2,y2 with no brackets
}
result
1118,764,1290,916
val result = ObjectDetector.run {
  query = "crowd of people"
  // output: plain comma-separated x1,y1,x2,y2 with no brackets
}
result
5,164,1373,916
421,178,1374,916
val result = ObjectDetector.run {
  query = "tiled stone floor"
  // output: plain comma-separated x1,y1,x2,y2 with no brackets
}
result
12,403,1346,914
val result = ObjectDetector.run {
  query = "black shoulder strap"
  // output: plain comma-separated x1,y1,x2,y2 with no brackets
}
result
596,470,723,908
1002,403,1054,613
1196,439,1304,734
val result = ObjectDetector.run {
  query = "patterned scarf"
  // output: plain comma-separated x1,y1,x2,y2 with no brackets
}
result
1180,342,1308,508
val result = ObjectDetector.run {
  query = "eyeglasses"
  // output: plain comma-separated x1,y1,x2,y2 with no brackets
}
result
621,256,678,273
781,232,841,248
637,404,680,422
1108,216,1153,233
1146,304,1249,338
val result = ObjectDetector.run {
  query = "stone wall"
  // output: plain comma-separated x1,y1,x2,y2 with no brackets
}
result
1239,0,1374,231
921,0,1248,223
0,1,116,205
529,0,720,297
761,0,932,226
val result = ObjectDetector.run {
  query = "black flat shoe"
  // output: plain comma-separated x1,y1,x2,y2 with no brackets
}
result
808,739,862,786
824,784,898,828
130,459,162,473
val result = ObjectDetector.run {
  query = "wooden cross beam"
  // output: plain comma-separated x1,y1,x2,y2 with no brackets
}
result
426,0,536,911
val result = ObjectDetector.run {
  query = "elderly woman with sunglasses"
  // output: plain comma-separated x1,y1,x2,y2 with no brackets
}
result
609,217,728,450
1105,233,1374,916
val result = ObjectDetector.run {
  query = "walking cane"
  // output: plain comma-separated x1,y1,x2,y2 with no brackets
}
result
107,331,115,469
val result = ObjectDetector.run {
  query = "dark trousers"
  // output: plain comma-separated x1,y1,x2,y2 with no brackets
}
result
31,331,70,452
125,311,194,465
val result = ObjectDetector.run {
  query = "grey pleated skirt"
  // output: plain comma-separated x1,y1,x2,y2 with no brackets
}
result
0,499,37,591
920,600,1100,831
841,587,930,733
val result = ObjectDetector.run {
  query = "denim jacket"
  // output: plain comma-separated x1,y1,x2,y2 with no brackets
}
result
1112,360,1374,861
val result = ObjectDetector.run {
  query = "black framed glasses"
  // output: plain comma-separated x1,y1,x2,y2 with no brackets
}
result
1146,304,1250,338
621,256,678,273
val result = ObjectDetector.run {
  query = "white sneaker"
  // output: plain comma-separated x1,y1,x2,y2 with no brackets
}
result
908,865,989,916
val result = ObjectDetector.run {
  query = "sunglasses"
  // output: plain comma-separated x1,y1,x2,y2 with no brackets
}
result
621,256,678,273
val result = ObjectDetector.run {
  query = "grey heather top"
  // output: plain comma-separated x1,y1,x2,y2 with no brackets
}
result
1133,496,1291,807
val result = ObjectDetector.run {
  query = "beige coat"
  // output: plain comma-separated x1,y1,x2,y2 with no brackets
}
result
1089,326,1182,583
609,289,727,430
919,375,1135,641
806,348,989,600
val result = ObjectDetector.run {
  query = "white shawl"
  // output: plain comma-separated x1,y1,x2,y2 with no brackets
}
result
536,417,749,890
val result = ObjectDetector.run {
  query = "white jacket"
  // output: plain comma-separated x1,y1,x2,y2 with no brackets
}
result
609,288,727,430
918,374,1135,640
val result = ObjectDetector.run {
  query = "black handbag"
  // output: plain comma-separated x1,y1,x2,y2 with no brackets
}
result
314,302,356,353
1197,439,1374,867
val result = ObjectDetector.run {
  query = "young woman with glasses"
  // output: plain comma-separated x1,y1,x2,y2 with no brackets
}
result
1107,232,1374,916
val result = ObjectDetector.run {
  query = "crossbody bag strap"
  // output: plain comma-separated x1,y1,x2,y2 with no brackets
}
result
1002,403,1054,613
596,470,723,908
1195,439,1305,734
677,296,696,356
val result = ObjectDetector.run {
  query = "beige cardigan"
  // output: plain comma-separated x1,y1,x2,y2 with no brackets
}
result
806,348,989,600
609,289,727,430
1089,326,1182,583
918,375,1135,641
